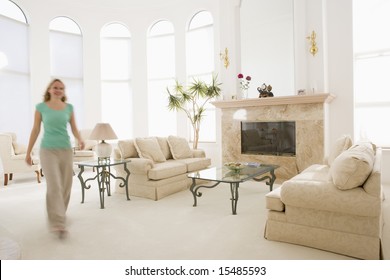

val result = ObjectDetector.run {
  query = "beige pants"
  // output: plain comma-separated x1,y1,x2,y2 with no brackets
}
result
40,148,73,230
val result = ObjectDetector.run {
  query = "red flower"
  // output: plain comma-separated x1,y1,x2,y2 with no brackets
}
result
237,73,251,90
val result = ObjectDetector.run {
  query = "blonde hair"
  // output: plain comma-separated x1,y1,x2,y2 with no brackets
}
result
43,78,67,102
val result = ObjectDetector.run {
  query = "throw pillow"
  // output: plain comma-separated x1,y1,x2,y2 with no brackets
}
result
327,134,353,166
329,142,375,190
134,137,166,163
156,137,173,160
167,135,193,159
118,140,138,159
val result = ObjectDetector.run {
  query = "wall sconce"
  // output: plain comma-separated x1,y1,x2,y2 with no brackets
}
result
219,47,230,69
306,31,318,56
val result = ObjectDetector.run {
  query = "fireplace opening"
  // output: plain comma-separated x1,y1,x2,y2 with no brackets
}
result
241,121,296,156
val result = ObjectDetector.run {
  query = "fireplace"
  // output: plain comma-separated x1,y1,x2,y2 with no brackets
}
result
212,94,334,181
241,121,296,156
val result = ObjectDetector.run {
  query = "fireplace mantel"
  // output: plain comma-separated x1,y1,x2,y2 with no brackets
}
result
212,93,335,109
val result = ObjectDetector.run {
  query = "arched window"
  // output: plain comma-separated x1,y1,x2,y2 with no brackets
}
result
0,0,26,21
147,20,176,136
100,23,132,139
0,0,30,143
49,17,84,129
353,0,390,146
186,11,216,143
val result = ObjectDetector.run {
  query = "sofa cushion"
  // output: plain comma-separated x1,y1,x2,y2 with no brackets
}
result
134,137,166,163
148,160,187,180
167,135,193,159
118,140,138,159
281,179,381,217
330,142,375,190
176,157,211,172
290,164,330,182
327,135,352,166
156,137,173,160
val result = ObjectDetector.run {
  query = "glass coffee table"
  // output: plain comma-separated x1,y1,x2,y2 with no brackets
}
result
188,163,278,215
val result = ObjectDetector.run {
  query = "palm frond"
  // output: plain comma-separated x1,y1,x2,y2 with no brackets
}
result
194,107,206,123
173,80,185,94
166,87,183,111
181,91,193,102
207,74,222,98
189,79,206,97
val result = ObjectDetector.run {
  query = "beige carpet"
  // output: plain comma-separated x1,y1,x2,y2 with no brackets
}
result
0,171,388,260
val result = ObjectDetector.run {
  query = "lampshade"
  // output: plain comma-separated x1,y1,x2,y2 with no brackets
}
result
89,123,118,159
89,123,118,141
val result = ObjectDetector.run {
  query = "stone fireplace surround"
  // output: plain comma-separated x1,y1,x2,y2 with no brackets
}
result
212,93,335,182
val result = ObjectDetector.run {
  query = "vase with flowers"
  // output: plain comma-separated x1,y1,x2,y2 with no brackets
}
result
237,73,251,98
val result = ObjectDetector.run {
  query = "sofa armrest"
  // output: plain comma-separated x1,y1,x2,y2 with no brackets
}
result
191,149,206,158
113,157,154,176
128,158,154,175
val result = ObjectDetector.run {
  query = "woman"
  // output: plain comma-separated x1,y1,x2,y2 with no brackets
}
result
26,78,85,239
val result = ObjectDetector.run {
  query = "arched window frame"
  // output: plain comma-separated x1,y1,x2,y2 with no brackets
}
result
147,19,177,136
186,10,216,143
0,0,31,143
100,22,132,139
49,16,84,133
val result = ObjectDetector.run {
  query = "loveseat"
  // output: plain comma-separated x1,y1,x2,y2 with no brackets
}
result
264,136,384,259
113,136,211,200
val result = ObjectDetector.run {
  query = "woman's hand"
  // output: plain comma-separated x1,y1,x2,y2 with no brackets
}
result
25,154,33,166
78,139,85,150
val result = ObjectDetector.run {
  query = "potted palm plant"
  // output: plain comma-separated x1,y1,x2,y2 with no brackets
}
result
166,74,222,149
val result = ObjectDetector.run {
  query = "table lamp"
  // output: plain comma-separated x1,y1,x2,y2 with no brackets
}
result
89,123,118,159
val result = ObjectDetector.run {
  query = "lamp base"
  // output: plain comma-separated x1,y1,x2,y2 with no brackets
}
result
96,141,112,159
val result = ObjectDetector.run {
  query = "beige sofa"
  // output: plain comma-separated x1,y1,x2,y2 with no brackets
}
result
264,136,384,259
113,136,211,200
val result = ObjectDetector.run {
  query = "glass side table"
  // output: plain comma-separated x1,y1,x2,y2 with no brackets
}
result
75,158,131,209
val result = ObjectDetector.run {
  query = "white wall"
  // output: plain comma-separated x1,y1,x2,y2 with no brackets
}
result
292,0,354,154
240,0,295,98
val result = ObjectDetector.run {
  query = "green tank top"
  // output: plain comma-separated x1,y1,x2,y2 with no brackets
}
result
36,102,73,149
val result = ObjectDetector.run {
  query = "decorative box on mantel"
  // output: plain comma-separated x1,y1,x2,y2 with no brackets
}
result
212,93,335,182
